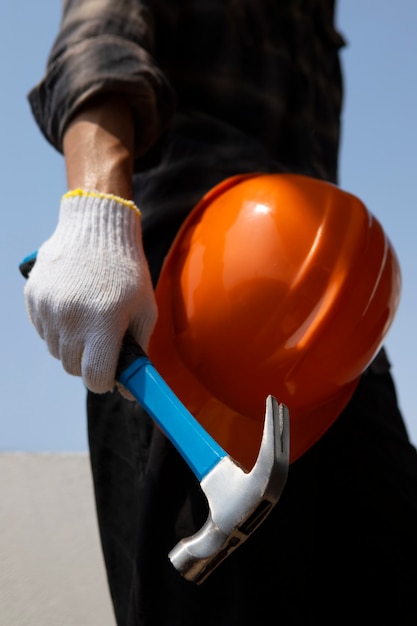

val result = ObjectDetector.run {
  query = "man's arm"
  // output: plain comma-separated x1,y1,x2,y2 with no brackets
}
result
63,95,135,199
24,95,158,394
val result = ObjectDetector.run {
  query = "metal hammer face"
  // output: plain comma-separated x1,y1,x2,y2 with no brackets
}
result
118,340,290,584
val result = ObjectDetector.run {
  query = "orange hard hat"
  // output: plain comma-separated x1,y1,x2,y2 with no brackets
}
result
148,173,401,468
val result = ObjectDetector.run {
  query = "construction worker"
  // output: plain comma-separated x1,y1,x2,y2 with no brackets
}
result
24,1,417,624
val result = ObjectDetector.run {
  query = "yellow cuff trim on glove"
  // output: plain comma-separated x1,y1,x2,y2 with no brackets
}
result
63,189,141,216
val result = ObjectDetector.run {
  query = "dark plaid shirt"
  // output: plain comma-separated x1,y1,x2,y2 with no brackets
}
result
29,0,345,183
29,0,346,283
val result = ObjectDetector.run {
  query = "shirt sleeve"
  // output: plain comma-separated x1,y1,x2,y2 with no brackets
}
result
27,0,176,158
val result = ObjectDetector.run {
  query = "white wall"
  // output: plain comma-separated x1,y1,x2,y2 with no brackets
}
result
0,454,116,626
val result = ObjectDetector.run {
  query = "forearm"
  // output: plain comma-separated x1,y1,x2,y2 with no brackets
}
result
63,95,135,200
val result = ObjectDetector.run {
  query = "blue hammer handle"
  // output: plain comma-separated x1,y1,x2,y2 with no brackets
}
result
117,338,226,480
20,251,227,481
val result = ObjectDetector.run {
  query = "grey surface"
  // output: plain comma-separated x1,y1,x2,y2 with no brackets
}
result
0,453,116,626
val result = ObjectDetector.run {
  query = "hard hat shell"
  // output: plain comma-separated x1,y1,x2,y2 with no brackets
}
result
148,173,401,468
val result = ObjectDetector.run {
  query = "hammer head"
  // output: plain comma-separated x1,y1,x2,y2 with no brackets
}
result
169,395,289,583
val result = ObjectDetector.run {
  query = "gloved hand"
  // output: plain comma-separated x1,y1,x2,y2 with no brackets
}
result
24,189,158,395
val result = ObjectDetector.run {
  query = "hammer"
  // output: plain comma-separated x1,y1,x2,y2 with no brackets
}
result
118,338,289,584
20,252,290,584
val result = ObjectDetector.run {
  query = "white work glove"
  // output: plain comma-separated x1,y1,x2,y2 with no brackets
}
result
24,189,158,395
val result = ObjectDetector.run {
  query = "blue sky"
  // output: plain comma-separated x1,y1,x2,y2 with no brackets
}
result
1,1,416,452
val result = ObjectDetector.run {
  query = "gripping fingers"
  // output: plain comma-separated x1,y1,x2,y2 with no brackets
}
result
59,338,84,377
81,333,123,394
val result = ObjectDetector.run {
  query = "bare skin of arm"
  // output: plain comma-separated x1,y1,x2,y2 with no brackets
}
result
63,95,135,200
